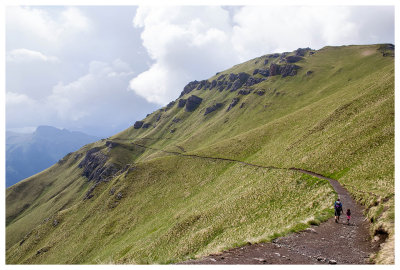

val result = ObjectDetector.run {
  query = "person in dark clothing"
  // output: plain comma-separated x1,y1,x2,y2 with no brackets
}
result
346,209,351,225
334,198,343,223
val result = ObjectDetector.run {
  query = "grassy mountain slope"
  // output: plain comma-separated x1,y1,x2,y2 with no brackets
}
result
6,44,394,264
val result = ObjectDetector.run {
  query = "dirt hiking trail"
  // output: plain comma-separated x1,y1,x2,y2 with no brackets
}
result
181,169,382,264
115,139,383,264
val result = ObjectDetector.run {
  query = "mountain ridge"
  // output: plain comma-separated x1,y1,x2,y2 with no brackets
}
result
6,44,394,264
6,125,100,187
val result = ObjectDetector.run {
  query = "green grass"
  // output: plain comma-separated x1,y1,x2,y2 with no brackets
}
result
6,44,394,264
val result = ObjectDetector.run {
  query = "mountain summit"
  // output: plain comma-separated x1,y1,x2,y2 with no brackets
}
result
6,126,99,187
6,44,394,264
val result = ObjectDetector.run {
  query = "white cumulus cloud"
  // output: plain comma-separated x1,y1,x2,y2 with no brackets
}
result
129,6,240,105
7,59,157,135
7,48,59,63
6,6,91,49
129,6,394,105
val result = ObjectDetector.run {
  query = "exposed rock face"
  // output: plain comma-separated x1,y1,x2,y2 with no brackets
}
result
281,64,300,77
185,95,203,112
231,80,243,91
197,80,209,90
229,73,237,82
295,47,311,56
279,52,289,62
180,80,200,97
176,49,304,97
378,44,395,57
269,63,300,77
245,77,266,86
238,89,251,95
79,147,119,183
166,101,175,108
204,103,223,116
254,69,270,77
230,72,251,91
269,53,280,58
217,74,226,80
286,56,303,63
134,121,144,129
238,72,250,82
227,98,240,112
105,141,119,148
142,123,151,128
178,99,187,108
306,70,314,76
269,63,281,76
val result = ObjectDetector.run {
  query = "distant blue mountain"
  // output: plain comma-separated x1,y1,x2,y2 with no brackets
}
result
6,126,100,187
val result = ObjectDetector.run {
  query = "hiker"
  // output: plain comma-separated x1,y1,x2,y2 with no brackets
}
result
346,209,351,225
334,198,343,223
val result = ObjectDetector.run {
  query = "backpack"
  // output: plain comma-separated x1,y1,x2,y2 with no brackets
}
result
335,201,342,210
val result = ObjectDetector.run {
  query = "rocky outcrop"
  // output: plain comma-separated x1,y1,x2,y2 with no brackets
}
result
269,63,281,76
253,69,270,77
286,56,303,63
180,80,200,97
142,123,151,128
295,47,311,56
281,64,300,77
227,98,240,112
204,103,223,116
217,74,226,80
230,72,251,91
166,101,175,108
178,99,187,108
269,63,300,77
134,121,144,129
378,44,395,57
198,80,210,90
105,141,119,149
185,95,203,112
245,77,266,86
238,89,251,95
79,147,119,183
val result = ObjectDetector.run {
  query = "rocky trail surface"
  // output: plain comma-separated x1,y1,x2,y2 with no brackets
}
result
115,139,384,264
181,169,383,265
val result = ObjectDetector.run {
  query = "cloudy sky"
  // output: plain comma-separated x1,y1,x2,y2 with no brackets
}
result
5,4,395,137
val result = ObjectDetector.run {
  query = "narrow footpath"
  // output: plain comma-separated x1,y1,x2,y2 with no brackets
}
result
116,139,382,264
181,169,381,264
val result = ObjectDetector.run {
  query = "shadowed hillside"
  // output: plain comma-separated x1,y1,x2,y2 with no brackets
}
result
6,126,100,187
